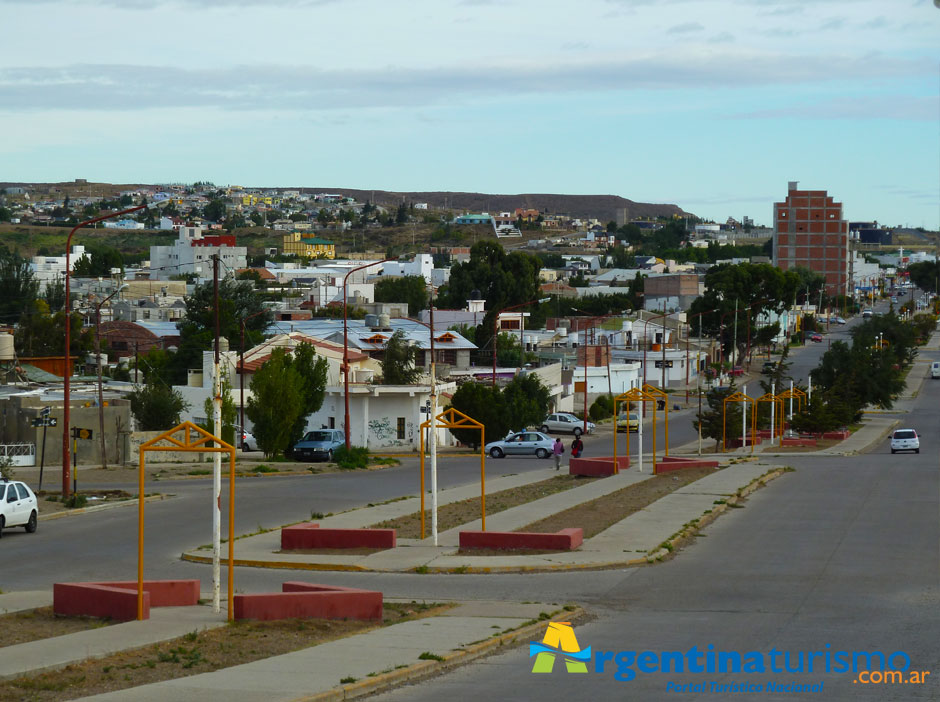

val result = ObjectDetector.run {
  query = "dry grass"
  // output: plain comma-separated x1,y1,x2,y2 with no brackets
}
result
370,474,598,539
0,607,114,649
0,602,450,702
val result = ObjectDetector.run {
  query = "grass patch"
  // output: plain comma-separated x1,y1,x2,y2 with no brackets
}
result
418,652,445,661
251,465,277,474
187,469,211,476
371,475,598,539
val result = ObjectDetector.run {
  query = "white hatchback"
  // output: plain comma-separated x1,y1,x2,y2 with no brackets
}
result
0,479,39,537
890,429,919,454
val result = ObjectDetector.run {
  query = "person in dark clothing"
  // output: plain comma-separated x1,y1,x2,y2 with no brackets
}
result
571,436,584,458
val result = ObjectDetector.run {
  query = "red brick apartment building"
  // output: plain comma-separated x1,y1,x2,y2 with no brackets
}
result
772,181,849,293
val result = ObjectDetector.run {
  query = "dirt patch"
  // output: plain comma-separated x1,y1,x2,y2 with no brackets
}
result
0,602,450,702
370,475,599,539
520,465,719,539
0,607,115,649
35,490,136,516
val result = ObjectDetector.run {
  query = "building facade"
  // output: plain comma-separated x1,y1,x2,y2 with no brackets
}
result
772,181,850,293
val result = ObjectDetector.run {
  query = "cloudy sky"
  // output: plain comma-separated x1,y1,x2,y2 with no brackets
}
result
1,0,938,228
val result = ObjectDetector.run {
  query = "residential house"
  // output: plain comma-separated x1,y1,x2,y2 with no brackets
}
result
281,232,336,259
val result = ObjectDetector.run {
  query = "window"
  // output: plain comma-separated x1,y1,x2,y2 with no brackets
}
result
397,417,406,440
7,488,16,503
16,484,29,500
0,485,4,501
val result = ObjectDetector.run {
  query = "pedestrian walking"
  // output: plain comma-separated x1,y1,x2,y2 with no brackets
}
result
552,437,564,470
571,435,584,459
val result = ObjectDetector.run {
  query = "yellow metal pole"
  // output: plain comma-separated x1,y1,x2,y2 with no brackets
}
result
650,401,656,471
480,427,486,531
664,403,669,457
227,448,234,621
750,402,756,454
137,447,145,621
419,425,426,540
613,398,619,474
722,401,727,453
626,400,631,468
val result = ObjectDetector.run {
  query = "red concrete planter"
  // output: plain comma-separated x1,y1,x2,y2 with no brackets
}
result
654,457,720,474
234,582,382,621
569,456,629,476
459,528,583,551
780,437,817,447
53,580,200,621
281,523,396,550
820,430,850,440
727,436,763,448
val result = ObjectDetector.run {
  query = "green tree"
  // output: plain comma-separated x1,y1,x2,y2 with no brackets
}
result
203,199,227,222
14,299,92,357
71,244,124,277
41,277,66,311
128,382,190,431
907,261,940,293
0,245,39,325
0,206,12,222
502,373,551,431
283,342,329,448
171,277,272,385
250,212,264,227
693,382,742,452
246,348,304,457
374,275,428,316
448,382,503,448
381,330,423,385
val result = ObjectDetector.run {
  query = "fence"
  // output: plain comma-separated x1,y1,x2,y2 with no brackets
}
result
0,443,36,467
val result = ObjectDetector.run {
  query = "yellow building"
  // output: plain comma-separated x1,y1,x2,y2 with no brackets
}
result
282,232,336,259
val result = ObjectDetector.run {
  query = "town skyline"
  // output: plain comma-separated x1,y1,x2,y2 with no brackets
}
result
1,0,938,229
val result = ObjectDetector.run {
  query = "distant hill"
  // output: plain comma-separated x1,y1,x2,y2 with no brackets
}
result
1,181,693,223
302,188,692,223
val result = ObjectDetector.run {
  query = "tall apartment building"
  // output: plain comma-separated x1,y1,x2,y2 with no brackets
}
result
772,181,849,293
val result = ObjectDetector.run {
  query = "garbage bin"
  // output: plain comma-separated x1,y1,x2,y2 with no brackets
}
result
657,400,665,411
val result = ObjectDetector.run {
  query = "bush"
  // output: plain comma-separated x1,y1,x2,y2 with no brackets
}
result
64,494,88,509
333,445,369,470
588,394,614,421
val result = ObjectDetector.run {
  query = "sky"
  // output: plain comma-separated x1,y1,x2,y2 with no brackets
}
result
1,0,938,229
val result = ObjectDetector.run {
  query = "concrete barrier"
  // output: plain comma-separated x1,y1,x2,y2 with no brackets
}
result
569,456,629,476
459,528,583,551
233,582,383,621
281,523,396,550
53,579,200,621
781,437,817,447
654,456,720,474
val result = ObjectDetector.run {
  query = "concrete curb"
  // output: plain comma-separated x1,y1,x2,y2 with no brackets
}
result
180,552,372,572
644,467,789,562
39,493,169,522
291,608,586,702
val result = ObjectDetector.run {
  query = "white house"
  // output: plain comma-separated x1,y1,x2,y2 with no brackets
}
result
149,226,247,280
30,245,86,292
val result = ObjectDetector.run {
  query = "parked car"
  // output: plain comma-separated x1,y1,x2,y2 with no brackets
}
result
862,309,874,318
291,429,345,462
728,366,745,376
890,429,919,454
239,428,258,452
539,413,594,436
808,332,823,343
616,412,640,433
833,316,847,325
0,479,38,537
485,431,554,459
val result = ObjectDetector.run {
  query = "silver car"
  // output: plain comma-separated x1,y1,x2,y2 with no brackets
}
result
485,431,554,459
291,429,345,462
539,413,595,436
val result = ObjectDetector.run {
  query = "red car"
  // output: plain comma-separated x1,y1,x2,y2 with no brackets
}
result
728,366,745,376
809,332,823,343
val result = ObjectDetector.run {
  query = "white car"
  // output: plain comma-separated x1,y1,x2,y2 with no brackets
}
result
0,479,38,537
539,413,595,436
239,428,259,452
890,429,919,454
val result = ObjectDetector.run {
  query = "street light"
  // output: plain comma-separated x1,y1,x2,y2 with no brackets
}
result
62,193,171,498
94,283,128,469
491,298,549,388
343,259,394,450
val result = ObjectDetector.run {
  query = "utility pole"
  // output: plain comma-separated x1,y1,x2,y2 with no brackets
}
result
429,283,438,545
732,299,738,368
211,254,222,614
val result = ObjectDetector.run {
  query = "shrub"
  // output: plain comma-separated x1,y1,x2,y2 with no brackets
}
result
333,445,369,470
589,394,614,421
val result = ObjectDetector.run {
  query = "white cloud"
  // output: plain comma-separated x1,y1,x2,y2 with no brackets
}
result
735,94,938,121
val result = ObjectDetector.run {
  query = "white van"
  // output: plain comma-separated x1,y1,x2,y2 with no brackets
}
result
931,362,940,379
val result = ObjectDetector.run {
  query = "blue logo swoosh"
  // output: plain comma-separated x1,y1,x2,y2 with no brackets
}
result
529,642,592,662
